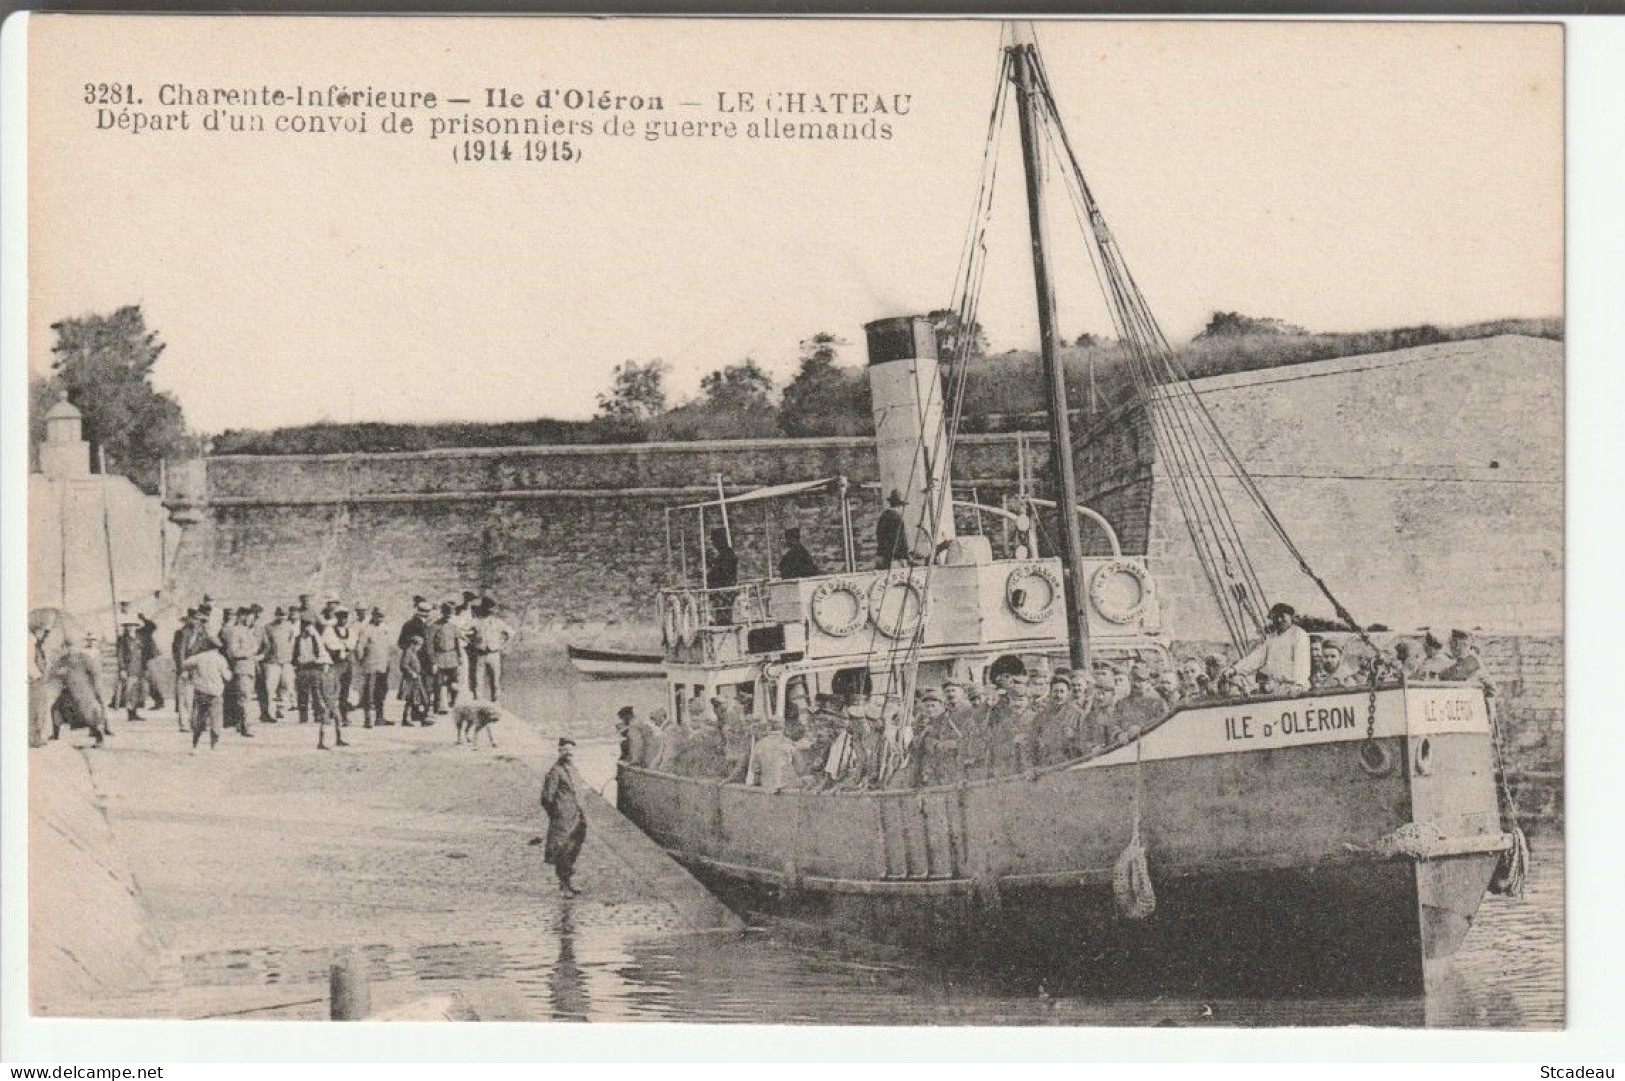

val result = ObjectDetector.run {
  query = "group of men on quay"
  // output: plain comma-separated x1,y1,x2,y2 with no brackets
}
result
33,592,518,752
616,602,1492,794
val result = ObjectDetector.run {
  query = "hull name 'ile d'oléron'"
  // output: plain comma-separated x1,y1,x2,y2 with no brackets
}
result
615,27,1525,994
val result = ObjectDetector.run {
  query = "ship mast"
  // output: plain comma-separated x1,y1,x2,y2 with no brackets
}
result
1010,41,1091,672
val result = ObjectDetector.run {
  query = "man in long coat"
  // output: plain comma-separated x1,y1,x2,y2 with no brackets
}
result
705,528,739,627
540,738,587,897
113,619,147,722
875,489,909,569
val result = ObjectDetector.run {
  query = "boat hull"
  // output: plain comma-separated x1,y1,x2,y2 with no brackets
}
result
618,685,1507,994
566,644,665,679
679,848,1497,995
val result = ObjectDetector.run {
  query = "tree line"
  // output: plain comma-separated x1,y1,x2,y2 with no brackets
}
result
33,306,1563,475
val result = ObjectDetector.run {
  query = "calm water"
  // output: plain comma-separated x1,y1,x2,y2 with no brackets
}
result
164,660,1562,1027
490,662,1564,1028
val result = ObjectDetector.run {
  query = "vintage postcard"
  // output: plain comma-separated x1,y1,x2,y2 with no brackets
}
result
12,12,1565,1048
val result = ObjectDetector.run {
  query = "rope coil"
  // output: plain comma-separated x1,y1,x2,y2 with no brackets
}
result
1112,735,1156,920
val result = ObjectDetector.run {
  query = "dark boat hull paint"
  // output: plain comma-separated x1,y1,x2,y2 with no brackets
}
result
679,852,1495,994
618,687,1505,993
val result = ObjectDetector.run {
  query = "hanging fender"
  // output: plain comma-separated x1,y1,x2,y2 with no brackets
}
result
1358,739,1394,776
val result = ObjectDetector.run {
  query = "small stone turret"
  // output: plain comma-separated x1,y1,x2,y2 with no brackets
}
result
39,399,90,479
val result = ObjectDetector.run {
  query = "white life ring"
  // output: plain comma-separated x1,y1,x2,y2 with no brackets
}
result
676,592,701,647
661,596,680,647
1005,562,1062,624
809,577,870,638
869,569,928,639
1089,559,1152,625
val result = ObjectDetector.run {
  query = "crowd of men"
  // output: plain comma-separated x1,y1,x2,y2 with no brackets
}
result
616,604,1493,793
139,592,517,752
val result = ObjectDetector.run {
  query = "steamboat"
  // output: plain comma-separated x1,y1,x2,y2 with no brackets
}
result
616,30,1523,993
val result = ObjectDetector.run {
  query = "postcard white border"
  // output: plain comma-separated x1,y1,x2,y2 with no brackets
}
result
2,10,1619,1066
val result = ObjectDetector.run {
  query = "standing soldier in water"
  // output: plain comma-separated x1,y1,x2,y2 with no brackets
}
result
540,738,587,897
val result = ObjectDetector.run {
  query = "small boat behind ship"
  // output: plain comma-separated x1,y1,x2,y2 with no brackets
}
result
566,643,665,680
616,26,1525,994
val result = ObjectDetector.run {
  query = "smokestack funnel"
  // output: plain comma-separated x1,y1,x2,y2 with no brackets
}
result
864,315,956,559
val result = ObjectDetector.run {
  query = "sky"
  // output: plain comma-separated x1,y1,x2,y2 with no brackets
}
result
28,17,1562,433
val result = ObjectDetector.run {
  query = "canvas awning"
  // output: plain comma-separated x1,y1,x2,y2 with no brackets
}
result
672,477,839,512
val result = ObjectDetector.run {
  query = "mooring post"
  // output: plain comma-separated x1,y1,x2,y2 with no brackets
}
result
329,950,371,1021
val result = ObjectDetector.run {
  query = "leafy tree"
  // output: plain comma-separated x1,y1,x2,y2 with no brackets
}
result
778,333,872,437
591,358,670,441
41,306,192,492
928,309,989,362
647,358,779,441
699,358,776,413
28,372,58,470
1073,331,1105,349
595,359,670,422
1194,311,1308,339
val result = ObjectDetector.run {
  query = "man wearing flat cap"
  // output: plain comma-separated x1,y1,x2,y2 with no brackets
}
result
219,607,261,737
291,613,345,747
258,605,296,723
356,607,393,727
985,675,1031,776
540,738,587,897
1418,631,1451,678
1312,640,1360,688
1027,673,1083,767
778,526,822,581
171,608,216,733
1227,602,1312,692
1110,662,1169,739
1438,629,1488,686
909,686,961,787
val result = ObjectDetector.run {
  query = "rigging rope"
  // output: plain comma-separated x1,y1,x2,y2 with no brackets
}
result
860,41,1017,763
1030,85,1261,650
1022,40,1374,654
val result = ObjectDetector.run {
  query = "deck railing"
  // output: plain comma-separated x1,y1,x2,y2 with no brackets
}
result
660,581,773,645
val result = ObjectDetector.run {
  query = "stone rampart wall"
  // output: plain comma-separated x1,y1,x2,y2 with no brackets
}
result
165,336,1562,792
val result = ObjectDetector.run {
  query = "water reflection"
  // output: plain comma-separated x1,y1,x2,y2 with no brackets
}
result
492,661,1563,1028
166,832,1561,1027
549,901,589,1022
160,661,1562,1027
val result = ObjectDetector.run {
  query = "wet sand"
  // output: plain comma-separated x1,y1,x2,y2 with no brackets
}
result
29,704,735,1020
30,666,1562,1027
